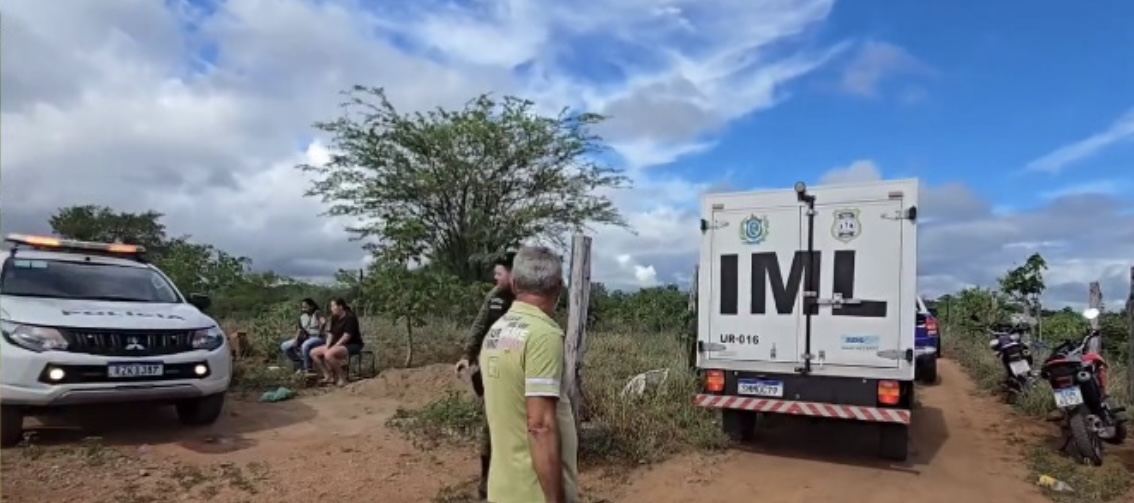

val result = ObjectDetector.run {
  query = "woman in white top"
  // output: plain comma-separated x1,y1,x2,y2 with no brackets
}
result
280,298,327,373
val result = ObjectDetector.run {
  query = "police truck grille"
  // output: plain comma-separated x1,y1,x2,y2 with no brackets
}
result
61,328,196,356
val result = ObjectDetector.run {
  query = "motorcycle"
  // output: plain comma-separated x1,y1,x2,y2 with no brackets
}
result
987,322,1035,403
1039,308,1128,466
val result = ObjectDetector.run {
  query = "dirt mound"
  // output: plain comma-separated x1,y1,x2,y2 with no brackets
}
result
347,363,469,407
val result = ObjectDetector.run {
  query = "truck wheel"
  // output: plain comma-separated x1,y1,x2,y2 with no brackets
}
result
722,409,757,443
0,406,24,448
878,423,909,461
176,393,226,426
917,358,938,385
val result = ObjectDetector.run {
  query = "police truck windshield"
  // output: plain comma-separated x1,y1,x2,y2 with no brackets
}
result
0,258,181,303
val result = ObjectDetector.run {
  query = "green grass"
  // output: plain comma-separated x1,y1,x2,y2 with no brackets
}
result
382,329,724,468
1026,443,1131,503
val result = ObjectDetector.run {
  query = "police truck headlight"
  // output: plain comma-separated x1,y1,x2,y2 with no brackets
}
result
0,320,68,352
191,326,226,351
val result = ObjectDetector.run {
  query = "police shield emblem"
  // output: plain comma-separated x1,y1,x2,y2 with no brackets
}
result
739,215,770,244
831,209,861,243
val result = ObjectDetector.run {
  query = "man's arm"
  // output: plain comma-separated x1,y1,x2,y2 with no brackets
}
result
524,330,566,503
462,286,502,361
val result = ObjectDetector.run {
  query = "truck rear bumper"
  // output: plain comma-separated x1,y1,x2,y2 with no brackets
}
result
694,393,911,424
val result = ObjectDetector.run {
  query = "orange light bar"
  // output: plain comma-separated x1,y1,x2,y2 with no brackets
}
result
5,233,145,255
877,380,901,406
705,370,725,393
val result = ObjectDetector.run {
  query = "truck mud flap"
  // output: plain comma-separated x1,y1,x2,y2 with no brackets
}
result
694,393,910,424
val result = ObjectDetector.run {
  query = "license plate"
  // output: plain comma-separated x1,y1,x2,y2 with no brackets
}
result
108,363,164,378
738,379,783,398
1053,387,1084,408
1008,359,1031,376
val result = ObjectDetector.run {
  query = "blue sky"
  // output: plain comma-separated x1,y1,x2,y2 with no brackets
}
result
654,0,1134,210
3,0,1132,306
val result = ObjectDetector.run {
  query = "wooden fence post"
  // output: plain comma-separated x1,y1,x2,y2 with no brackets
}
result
687,264,699,368
564,234,592,428
1126,266,1134,400
1088,281,1103,354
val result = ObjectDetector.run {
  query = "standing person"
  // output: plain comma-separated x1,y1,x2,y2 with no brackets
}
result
455,252,516,499
310,298,363,386
479,246,578,503
279,298,326,374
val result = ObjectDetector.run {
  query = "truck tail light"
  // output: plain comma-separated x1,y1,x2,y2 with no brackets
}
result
705,370,725,393
878,380,901,406
926,317,938,336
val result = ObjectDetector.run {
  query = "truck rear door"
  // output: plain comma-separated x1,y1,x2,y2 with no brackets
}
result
806,198,908,369
706,203,803,364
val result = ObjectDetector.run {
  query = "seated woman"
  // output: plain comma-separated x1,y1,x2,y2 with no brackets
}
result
310,298,364,386
279,298,326,374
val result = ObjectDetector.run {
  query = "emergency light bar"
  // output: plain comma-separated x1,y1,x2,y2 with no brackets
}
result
4,233,146,255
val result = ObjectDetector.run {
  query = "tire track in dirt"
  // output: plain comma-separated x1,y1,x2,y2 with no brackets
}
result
607,359,1048,503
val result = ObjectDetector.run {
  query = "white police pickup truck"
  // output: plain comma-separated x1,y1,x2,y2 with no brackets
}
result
693,180,919,461
0,234,231,446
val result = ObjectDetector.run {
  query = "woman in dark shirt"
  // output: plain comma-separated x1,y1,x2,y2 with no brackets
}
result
309,298,364,386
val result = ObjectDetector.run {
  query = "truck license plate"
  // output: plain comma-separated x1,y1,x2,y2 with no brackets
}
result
1053,387,1084,408
108,363,164,378
738,379,783,398
1008,359,1031,376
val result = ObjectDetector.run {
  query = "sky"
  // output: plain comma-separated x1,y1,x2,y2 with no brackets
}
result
2,0,1132,308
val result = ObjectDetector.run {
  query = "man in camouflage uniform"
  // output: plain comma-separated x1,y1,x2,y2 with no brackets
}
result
455,251,516,499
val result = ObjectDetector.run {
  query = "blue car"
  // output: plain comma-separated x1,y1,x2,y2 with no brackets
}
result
914,296,940,384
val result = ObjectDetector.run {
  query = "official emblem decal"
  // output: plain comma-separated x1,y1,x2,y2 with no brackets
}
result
831,208,861,243
739,215,770,244
125,337,146,351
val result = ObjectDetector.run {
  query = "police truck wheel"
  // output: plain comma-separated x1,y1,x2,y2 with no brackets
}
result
877,423,909,461
722,410,756,443
176,393,226,426
1,405,25,447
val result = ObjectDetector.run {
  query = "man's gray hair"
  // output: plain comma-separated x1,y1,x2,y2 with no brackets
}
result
510,246,564,296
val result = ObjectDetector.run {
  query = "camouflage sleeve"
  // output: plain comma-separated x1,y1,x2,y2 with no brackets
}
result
463,286,500,361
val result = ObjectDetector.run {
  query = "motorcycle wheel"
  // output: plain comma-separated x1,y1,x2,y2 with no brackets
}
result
1067,409,1105,466
1003,387,1019,405
1102,421,1127,445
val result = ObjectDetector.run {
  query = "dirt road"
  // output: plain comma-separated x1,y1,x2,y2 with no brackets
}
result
609,359,1048,503
2,360,1052,502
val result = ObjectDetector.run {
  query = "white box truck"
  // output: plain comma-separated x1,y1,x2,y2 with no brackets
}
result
693,179,919,461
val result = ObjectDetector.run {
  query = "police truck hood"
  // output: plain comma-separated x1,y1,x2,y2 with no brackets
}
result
0,295,215,330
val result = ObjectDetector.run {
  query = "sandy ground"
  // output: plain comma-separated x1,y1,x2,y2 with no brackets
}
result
0,359,1107,502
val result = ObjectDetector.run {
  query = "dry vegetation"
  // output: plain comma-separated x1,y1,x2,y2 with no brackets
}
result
940,288,1133,503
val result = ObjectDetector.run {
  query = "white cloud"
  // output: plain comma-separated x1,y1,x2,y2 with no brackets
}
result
838,41,933,99
7,1,1122,309
1025,107,1134,174
819,159,882,184
1,0,841,288
1039,179,1126,200
806,161,1133,307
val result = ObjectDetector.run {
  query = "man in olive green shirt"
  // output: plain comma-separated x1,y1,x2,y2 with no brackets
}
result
479,246,579,503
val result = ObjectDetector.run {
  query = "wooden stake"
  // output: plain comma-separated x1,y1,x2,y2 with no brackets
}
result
1126,266,1134,400
563,234,592,429
1088,281,1103,354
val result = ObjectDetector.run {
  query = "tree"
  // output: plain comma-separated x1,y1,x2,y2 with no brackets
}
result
48,206,257,315
365,262,462,368
297,86,632,283
49,205,168,251
998,253,1048,339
